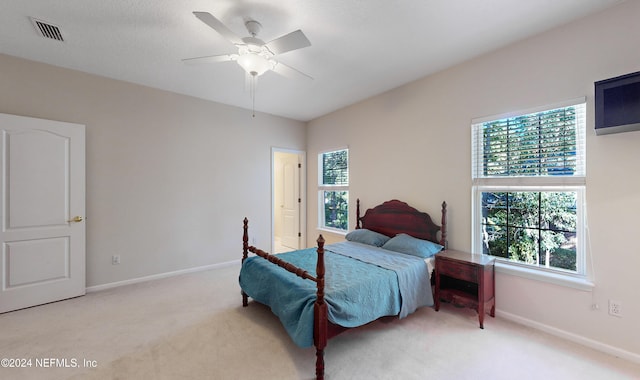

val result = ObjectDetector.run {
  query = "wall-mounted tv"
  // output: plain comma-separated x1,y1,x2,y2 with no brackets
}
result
595,71,640,135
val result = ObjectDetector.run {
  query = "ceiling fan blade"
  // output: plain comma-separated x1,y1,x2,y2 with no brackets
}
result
272,61,313,80
182,54,236,65
193,11,243,45
265,30,311,55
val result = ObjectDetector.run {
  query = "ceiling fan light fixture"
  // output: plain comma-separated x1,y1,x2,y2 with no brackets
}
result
236,52,274,76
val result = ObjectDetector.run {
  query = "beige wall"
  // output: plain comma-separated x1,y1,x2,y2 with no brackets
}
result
0,53,306,287
307,1,640,359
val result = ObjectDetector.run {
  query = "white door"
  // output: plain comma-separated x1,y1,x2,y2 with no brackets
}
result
281,153,300,250
0,113,85,313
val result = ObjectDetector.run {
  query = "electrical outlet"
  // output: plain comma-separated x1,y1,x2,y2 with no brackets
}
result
608,300,622,317
112,255,121,265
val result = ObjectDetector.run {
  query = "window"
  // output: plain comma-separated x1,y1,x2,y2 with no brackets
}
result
318,148,348,232
472,99,586,277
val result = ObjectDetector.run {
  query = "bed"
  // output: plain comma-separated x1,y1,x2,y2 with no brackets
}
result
240,199,447,380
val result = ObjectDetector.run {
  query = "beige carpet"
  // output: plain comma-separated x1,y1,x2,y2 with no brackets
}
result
1,264,639,380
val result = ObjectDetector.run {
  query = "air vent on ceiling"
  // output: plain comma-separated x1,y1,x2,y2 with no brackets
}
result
30,17,64,42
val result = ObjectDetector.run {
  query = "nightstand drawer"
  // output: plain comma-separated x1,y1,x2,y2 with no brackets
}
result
438,260,477,282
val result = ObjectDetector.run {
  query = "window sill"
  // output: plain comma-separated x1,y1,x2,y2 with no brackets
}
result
317,227,347,237
495,261,594,291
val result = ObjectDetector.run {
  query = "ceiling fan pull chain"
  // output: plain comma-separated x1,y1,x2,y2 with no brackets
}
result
251,74,257,118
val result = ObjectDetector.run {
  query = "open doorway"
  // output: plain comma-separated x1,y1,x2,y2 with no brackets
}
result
272,148,305,253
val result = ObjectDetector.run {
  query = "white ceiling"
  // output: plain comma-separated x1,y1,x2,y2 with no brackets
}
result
1,0,624,121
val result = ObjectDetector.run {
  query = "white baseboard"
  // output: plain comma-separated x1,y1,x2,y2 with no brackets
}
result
85,260,240,293
497,310,640,365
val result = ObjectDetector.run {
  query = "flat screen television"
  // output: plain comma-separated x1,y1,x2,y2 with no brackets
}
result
595,71,640,135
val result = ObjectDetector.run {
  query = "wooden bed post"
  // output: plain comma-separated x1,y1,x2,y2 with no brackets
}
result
441,202,448,249
242,217,249,307
356,198,361,229
314,235,327,380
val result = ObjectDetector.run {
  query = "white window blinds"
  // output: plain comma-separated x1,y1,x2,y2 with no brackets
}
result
472,99,586,185
321,149,349,185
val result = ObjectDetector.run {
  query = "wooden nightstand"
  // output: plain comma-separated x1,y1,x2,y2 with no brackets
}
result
434,250,495,329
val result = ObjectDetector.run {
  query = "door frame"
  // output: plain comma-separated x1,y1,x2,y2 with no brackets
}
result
271,147,306,253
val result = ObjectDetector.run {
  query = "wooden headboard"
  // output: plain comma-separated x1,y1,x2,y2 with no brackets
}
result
356,199,447,247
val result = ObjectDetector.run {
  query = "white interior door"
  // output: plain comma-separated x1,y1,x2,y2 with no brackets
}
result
281,153,301,250
0,113,85,313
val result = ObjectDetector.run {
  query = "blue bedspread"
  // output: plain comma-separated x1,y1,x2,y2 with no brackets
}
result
239,241,433,347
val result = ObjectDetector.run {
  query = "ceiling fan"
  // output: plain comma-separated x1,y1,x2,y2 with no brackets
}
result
183,11,312,81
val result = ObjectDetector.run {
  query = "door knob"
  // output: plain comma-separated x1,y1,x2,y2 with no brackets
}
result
68,216,84,223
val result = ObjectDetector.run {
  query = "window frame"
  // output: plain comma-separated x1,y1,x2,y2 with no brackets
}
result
471,98,592,289
471,185,590,288
317,148,349,234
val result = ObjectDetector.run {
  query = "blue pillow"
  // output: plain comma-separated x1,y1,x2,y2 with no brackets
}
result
381,233,443,258
345,229,391,247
